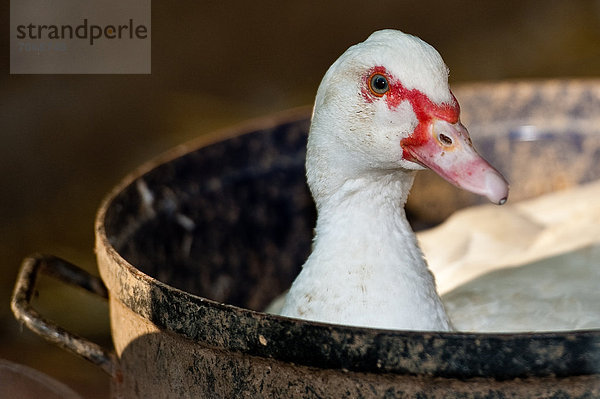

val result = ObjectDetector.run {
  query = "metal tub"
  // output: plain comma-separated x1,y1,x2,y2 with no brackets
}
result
12,80,600,398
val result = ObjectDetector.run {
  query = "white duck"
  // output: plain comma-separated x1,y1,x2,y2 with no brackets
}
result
280,30,508,331
420,179,600,332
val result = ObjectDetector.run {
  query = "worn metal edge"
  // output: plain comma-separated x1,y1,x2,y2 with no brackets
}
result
93,81,600,379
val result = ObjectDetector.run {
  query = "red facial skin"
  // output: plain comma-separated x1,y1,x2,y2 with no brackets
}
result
361,66,509,205
362,66,459,161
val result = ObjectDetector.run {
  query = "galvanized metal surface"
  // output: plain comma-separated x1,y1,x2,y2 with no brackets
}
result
12,80,600,398
108,297,600,398
97,80,600,397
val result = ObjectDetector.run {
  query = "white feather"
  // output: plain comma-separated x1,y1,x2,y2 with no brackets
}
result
280,30,454,331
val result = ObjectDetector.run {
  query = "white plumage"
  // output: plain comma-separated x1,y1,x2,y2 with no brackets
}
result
422,179,600,332
280,30,508,331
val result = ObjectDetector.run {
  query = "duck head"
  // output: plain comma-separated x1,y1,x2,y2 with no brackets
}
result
307,30,508,206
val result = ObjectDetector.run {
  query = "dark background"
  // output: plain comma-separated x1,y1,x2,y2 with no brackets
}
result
2,1,600,397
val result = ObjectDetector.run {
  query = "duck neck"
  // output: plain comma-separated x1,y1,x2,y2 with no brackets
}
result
302,170,450,330
313,170,420,265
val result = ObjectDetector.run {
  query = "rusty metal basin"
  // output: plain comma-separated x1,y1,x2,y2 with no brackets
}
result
12,80,600,398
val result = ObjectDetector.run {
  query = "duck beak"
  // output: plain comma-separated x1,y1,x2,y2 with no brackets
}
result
401,119,509,205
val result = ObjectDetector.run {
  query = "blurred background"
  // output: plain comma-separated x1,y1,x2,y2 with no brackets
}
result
2,1,600,397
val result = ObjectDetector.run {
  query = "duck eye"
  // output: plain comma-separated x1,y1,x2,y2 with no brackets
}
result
369,73,389,96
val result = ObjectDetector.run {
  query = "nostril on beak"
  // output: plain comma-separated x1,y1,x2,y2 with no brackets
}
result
438,133,453,146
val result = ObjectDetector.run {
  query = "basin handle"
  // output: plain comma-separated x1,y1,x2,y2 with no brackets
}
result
11,254,117,376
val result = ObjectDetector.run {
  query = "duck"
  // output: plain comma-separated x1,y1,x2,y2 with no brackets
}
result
420,179,600,332
279,30,508,331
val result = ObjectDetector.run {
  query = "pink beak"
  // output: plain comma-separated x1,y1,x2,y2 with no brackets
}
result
402,119,509,205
